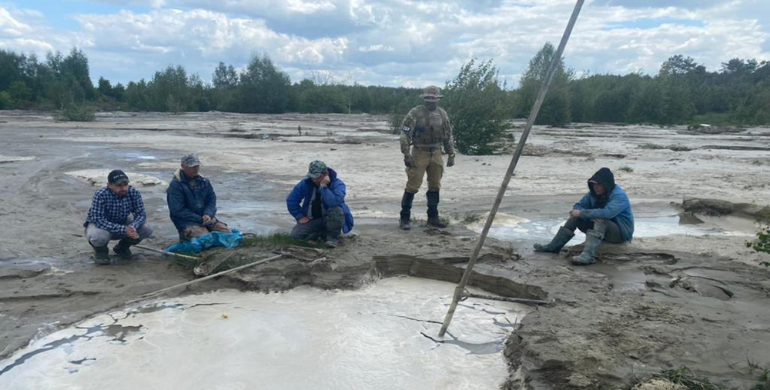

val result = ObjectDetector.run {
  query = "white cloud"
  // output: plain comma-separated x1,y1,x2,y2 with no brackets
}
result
2,0,768,87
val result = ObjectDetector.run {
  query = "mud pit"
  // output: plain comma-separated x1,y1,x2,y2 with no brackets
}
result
1,111,770,389
0,278,528,390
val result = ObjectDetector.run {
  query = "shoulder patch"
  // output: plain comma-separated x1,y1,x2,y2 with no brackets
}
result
402,126,411,132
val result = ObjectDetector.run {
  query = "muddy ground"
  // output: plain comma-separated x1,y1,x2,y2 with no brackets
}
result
1,110,769,389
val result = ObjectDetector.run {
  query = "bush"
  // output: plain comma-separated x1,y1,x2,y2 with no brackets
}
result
442,58,512,155
56,104,96,122
747,227,770,267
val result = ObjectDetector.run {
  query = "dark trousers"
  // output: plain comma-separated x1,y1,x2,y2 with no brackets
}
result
564,216,623,243
290,207,344,241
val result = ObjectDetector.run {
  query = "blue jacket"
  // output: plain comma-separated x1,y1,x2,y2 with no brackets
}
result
573,167,635,242
286,168,354,233
167,169,218,231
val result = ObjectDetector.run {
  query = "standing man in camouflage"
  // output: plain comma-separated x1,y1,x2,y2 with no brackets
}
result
398,85,456,230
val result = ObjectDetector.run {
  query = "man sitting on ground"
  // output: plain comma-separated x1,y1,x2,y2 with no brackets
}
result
286,160,354,247
84,170,153,264
534,167,634,265
167,154,231,241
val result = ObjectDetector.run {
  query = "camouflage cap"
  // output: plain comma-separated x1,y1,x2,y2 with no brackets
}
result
420,85,443,100
307,160,327,179
181,153,201,167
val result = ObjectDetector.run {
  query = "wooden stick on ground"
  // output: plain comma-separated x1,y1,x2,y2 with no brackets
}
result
438,0,585,337
134,244,201,261
126,254,284,305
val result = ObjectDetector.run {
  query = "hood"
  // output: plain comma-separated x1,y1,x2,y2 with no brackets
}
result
588,167,616,196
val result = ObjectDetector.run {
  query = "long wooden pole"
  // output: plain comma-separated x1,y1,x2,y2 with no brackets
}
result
438,0,585,337
126,254,283,304
134,244,201,261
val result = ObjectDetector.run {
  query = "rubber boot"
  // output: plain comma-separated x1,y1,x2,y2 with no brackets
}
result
90,243,110,265
399,191,415,230
534,227,575,253
571,230,603,265
113,237,140,260
426,190,447,228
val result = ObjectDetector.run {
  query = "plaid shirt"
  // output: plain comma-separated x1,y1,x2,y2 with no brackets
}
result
84,186,147,235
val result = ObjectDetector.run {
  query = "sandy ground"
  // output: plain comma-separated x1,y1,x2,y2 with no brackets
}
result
0,110,769,389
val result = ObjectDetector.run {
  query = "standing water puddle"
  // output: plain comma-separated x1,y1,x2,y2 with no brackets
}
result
0,277,527,390
469,213,744,245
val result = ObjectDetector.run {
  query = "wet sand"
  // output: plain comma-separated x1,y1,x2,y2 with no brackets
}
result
0,111,769,389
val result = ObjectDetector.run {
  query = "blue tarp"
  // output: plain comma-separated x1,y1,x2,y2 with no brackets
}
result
166,229,243,254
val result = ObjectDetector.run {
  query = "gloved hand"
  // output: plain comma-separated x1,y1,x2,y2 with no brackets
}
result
404,154,415,168
447,154,455,167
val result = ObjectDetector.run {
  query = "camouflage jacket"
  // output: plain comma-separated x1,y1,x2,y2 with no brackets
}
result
399,105,455,155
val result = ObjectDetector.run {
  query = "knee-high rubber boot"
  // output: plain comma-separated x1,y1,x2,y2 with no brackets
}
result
113,237,140,260
400,191,415,230
572,223,607,265
534,227,575,253
90,243,110,265
426,190,447,228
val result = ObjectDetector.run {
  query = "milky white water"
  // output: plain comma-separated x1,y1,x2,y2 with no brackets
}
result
468,213,748,245
0,277,527,390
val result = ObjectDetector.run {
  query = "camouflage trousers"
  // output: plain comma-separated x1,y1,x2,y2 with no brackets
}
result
405,146,444,194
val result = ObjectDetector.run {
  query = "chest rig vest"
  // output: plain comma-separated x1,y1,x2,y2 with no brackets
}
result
412,106,447,147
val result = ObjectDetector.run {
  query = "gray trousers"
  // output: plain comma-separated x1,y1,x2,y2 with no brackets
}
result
290,207,344,241
564,216,623,243
86,223,153,247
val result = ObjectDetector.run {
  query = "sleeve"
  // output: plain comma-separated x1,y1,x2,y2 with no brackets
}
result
580,192,630,220
286,182,306,220
400,109,415,155
321,180,346,208
90,192,127,235
442,109,456,155
167,182,203,224
129,188,147,229
573,193,592,211
203,180,217,218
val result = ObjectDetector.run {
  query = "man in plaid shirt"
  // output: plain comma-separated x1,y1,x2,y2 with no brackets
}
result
84,170,153,264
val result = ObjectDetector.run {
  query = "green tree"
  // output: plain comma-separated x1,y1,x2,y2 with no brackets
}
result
299,85,346,113
442,58,512,155
238,54,292,113
518,42,572,126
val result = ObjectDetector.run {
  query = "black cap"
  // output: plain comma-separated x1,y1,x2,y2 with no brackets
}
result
108,169,130,185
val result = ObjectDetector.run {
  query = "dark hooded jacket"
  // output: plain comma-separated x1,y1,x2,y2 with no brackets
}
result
573,167,635,241
166,169,218,231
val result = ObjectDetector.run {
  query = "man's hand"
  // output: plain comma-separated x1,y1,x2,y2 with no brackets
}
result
404,154,415,168
447,154,455,167
298,217,311,224
126,225,139,240
202,215,213,226
320,175,331,187
569,209,582,218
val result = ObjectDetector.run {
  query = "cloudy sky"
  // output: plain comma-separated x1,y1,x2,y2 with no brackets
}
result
1,0,768,87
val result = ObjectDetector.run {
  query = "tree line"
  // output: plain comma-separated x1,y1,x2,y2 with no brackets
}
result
0,46,768,129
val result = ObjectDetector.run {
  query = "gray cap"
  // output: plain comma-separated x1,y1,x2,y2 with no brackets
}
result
307,160,327,179
181,154,201,167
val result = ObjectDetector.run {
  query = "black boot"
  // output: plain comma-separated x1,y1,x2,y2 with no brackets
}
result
90,243,110,265
426,190,447,228
399,191,415,230
113,238,140,260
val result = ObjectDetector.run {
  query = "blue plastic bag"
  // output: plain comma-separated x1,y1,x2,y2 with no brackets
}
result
166,229,243,254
